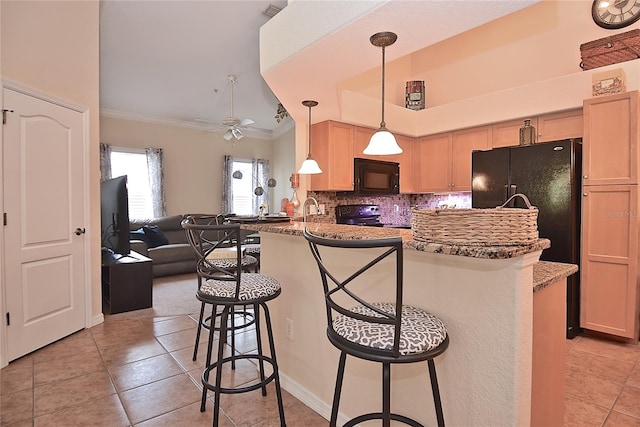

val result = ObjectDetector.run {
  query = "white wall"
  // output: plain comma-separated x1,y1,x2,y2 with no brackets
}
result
100,115,296,215
0,1,101,319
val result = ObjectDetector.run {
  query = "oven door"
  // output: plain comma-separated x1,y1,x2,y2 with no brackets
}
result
354,158,399,195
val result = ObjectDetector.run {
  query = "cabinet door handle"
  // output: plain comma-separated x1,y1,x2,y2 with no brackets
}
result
583,175,588,179
583,193,588,197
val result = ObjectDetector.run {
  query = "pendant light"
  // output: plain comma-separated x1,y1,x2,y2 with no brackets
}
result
363,31,403,156
298,100,323,174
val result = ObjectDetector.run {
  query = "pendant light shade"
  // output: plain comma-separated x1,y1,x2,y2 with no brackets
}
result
363,31,403,156
298,100,322,174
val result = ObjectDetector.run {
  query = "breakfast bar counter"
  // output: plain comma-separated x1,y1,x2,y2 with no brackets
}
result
241,221,575,426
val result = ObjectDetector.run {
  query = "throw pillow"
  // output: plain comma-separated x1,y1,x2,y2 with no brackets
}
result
143,225,169,248
129,228,149,244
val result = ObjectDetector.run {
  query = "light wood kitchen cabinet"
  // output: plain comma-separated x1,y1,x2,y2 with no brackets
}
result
583,91,639,186
492,118,524,148
414,126,491,193
389,134,415,193
415,132,452,192
537,109,583,143
353,125,377,160
451,125,492,192
492,109,583,148
580,185,639,339
309,120,354,191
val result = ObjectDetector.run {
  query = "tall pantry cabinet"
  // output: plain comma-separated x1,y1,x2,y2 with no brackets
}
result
581,91,640,340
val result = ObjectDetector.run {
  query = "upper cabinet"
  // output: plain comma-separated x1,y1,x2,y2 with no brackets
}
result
583,91,639,186
491,109,583,148
451,126,492,192
414,125,491,193
309,121,354,191
537,109,583,143
389,134,415,194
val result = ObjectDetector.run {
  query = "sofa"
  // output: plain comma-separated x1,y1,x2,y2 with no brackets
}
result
129,215,196,277
129,214,259,277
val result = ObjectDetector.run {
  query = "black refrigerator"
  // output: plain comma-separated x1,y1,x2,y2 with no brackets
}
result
471,139,582,338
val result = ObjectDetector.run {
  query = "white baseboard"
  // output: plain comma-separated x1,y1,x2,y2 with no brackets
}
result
279,371,349,425
90,313,104,328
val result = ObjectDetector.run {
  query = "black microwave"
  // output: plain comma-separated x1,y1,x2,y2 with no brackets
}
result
353,158,399,195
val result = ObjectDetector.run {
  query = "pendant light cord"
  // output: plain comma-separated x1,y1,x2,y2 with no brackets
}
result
380,45,386,129
307,103,312,156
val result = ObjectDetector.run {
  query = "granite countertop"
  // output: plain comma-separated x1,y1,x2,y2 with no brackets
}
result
240,221,550,260
242,221,576,292
532,261,578,292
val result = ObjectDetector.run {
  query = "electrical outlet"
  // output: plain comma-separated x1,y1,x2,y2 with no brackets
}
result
309,205,317,215
319,204,326,215
286,318,294,340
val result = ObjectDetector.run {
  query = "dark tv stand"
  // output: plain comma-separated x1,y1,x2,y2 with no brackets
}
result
101,250,153,314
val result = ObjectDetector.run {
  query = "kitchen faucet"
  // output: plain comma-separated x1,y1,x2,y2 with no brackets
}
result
302,197,319,223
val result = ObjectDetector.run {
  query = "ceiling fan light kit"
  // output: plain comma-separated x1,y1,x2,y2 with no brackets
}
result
363,31,403,156
221,74,254,141
298,100,322,175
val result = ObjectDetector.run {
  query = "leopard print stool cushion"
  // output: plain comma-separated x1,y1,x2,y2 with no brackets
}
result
200,273,280,301
332,302,447,355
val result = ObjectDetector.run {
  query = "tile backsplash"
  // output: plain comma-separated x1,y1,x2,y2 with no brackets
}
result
306,191,472,225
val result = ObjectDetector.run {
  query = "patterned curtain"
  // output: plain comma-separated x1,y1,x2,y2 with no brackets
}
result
252,158,270,213
145,148,166,217
99,143,112,182
222,155,234,214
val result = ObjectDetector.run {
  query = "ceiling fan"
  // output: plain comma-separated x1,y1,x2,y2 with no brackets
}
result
221,74,254,141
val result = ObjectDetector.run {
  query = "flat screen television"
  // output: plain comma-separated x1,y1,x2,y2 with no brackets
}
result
100,175,130,257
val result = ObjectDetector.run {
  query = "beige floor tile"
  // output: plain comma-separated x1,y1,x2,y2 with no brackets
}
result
170,337,234,373
612,385,640,419
33,393,129,427
0,388,33,426
30,329,97,365
1,357,33,396
627,363,640,389
152,315,198,337
33,348,105,387
564,394,609,427
34,368,115,416
135,401,231,427
566,348,636,384
119,373,201,424
155,328,204,353
605,411,640,427
98,338,168,368
217,382,287,427
91,319,156,349
109,353,184,391
575,336,640,365
565,365,623,409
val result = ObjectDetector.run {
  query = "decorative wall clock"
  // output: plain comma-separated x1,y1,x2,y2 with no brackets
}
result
592,0,640,29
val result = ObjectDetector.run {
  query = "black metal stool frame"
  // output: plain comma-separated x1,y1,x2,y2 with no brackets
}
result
303,229,449,427
186,214,258,365
183,218,285,427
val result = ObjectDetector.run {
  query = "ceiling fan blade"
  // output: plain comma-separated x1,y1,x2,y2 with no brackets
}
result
239,118,254,127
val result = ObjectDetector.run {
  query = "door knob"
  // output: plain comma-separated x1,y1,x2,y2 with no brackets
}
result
74,227,86,235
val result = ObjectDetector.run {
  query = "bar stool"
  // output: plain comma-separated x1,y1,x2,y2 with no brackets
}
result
184,214,259,363
183,217,286,427
303,229,449,427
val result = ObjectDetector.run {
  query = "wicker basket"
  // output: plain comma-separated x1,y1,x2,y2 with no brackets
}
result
580,29,640,71
411,194,539,246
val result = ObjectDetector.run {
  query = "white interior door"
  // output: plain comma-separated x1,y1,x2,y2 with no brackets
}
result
3,87,86,362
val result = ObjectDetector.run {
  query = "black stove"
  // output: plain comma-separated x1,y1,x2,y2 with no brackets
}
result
335,204,383,227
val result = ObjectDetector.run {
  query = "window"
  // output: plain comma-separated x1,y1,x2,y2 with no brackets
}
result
223,156,269,216
110,148,154,219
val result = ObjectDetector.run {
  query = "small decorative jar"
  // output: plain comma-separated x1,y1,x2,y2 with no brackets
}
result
519,119,536,146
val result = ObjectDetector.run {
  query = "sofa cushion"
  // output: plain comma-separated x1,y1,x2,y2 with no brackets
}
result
148,243,195,264
130,215,188,245
143,225,170,248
